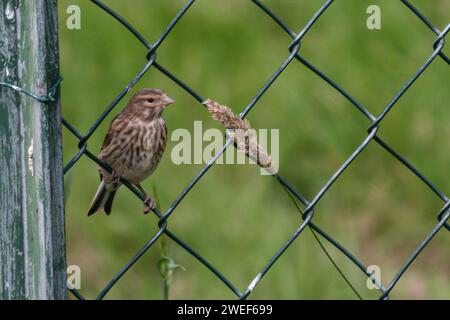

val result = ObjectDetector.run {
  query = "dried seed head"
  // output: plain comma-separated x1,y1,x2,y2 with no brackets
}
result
203,99,250,130
228,129,276,175
204,99,277,175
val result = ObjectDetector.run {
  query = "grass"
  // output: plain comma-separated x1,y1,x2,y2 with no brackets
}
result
59,0,449,299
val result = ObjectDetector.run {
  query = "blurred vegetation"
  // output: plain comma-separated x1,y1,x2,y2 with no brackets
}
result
59,0,449,299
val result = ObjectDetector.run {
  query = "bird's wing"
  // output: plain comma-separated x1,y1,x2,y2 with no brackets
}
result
100,114,120,153
100,127,114,154
98,113,126,173
99,111,124,154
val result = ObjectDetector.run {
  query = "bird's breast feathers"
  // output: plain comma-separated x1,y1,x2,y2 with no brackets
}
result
126,117,167,182
101,117,167,184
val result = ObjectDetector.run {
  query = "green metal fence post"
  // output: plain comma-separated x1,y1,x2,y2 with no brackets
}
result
0,0,66,300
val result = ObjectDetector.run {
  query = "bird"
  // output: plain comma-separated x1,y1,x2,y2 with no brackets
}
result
87,88,175,216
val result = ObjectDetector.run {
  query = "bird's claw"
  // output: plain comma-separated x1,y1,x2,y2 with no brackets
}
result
143,197,155,214
111,170,121,184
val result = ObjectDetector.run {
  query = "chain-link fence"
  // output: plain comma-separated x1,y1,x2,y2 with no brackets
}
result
61,0,449,300
4,0,448,300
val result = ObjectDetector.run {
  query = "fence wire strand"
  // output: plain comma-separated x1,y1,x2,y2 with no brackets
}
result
56,0,450,300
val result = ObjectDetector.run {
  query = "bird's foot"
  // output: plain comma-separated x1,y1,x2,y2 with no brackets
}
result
143,197,156,214
111,170,121,184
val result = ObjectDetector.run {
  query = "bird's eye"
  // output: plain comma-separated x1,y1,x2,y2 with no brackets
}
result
147,98,154,103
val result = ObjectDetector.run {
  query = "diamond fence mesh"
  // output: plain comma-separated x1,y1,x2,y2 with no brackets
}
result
3,0,448,300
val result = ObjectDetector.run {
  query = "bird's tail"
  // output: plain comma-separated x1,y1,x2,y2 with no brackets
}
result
87,180,117,216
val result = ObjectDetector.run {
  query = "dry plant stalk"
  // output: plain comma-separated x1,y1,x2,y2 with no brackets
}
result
203,99,276,175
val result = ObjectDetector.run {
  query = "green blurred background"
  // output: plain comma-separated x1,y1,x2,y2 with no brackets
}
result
59,0,449,299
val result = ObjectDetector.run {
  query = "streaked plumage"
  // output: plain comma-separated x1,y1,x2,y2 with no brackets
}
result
87,88,175,216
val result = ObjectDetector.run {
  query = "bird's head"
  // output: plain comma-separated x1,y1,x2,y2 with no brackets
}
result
128,88,175,119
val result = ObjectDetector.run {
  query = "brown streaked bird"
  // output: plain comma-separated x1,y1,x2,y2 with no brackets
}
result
87,88,175,216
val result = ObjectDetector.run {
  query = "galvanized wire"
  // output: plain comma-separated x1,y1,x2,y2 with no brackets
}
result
58,0,450,300
0,77,63,103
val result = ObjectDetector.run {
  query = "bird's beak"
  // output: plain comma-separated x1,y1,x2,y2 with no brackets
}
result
164,96,176,106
